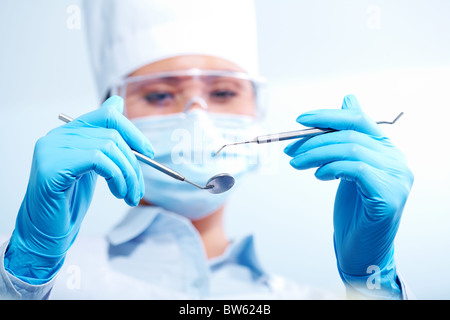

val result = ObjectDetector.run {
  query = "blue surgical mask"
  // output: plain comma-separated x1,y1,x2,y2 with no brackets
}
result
132,109,260,220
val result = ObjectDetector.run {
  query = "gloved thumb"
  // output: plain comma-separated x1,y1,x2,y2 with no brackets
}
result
341,94,383,136
341,94,361,111
101,95,124,114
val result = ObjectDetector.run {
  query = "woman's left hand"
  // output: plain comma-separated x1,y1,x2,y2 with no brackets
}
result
284,95,414,282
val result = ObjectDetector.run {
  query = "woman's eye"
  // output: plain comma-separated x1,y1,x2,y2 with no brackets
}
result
144,92,174,105
210,90,237,100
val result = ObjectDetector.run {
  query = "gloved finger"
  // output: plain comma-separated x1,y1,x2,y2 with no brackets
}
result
296,108,383,137
101,128,145,199
284,130,394,159
341,94,361,111
85,139,142,206
284,94,366,157
101,94,125,113
67,126,145,199
313,160,382,199
69,149,127,200
288,143,398,171
316,159,414,187
283,136,312,157
74,95,155,159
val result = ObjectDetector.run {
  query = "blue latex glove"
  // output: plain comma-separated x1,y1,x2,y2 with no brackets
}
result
284,95,414,298
4,96,154,284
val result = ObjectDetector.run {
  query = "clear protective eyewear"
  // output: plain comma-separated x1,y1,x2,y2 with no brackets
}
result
115,68,267,119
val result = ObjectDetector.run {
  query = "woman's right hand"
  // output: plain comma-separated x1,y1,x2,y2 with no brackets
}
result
4,96,154,284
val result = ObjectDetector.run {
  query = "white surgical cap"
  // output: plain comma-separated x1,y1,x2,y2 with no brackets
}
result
82,0,259,100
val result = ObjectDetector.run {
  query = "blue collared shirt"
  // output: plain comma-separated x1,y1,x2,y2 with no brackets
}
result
103,206,270,299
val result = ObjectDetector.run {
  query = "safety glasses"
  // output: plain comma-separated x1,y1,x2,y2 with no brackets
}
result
115,69,267,119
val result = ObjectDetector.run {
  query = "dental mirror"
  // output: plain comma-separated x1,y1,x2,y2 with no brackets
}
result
203,173,235,194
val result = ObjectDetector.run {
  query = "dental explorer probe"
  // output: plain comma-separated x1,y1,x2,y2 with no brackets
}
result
58,113,235,194
214,112,404,156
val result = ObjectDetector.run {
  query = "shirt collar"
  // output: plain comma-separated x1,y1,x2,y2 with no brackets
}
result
106,206,267,278
209,234,266,279
106,206,162,246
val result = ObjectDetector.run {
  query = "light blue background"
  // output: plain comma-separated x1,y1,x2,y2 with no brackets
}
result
1,0,449,299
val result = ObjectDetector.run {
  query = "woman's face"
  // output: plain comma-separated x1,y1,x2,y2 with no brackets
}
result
122,55,257,119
